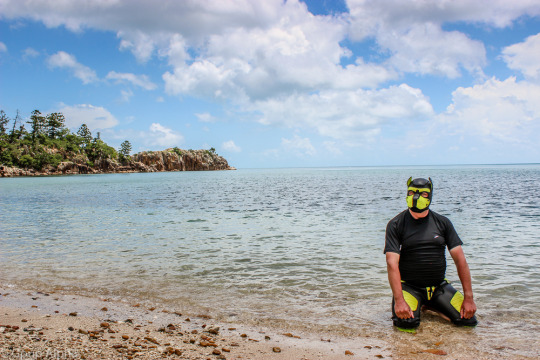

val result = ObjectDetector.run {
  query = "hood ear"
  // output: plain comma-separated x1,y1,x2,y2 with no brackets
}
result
407,177,412,187
428,177,433,191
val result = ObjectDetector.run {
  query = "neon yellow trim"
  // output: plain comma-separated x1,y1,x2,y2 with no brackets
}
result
450,291,464,312
406,195,431,209
407,187,431,193
406,195,413,208
402,291,418,311
426,286,436,301
396,327,416,333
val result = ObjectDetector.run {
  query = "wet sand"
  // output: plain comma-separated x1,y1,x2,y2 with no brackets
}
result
2,285,537,359
0,286,390,359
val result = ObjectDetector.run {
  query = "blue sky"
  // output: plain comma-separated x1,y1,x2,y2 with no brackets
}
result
1,0,540,168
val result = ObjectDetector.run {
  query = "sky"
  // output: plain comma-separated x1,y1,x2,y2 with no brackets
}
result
1,0,540,168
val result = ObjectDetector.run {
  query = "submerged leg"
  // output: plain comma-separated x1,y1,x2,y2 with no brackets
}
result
391,284,423,329
430,281,478,327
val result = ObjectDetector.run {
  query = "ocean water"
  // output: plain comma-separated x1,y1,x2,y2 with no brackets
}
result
1,165,540,357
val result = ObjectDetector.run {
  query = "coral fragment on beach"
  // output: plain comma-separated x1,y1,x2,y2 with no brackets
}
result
422,348,447,355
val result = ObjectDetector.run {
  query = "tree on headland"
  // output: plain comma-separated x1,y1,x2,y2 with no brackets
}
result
119,140,132,161
0,109,117,171
9,110,21,142
27,110,46,144
0,110,9,135
47,112,67,139
77,124,92,148
0,107,231,174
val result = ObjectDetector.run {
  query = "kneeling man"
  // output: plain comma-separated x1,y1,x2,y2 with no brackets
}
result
384,177,478,329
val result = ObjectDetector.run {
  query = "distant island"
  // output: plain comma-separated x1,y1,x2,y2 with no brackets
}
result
0,109,235,177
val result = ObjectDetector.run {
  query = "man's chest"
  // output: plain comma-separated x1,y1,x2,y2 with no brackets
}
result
400,221,446,251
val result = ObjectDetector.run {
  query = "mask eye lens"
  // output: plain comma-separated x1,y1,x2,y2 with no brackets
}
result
421,192,429,198
408,190,415,196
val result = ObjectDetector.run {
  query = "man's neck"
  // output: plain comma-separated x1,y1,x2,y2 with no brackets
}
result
409,209,429,219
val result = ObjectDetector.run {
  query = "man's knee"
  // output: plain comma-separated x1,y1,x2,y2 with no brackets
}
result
392,316,420,329
451,315,478,327
432,282,479,327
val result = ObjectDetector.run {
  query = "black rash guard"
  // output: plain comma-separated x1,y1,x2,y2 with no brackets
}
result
384,210,463,288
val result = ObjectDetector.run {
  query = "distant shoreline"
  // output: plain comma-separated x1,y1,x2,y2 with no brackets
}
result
1,148,236,178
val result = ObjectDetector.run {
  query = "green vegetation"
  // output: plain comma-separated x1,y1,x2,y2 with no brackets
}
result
0,109,128,172
119,140,132,162
0,108,224,175
172,147,183,157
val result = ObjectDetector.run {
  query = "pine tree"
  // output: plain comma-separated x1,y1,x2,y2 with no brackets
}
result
77,124,92,148
9,110,21,142
27,110,46,144
0,110,9,136
119,140,132,160
47,112,66,139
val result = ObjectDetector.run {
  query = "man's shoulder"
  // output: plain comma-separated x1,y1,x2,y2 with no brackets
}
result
387,209,409,227
428,210,453,224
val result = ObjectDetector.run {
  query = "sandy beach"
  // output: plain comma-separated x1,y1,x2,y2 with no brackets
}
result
2,285,537,359
1,286,391,359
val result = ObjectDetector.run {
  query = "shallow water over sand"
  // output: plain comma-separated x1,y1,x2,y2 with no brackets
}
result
1,165,540,358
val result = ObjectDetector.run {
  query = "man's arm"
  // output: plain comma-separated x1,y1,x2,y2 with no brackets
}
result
449,245,477,319
386,252,414,319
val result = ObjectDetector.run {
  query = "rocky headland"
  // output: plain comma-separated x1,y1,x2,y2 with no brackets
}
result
0,148,235,177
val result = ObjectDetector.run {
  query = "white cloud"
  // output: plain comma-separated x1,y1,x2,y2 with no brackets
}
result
0,0,285,60
4,0,540,159
253,84,433,143
162,11,394,101
22,47,39,59
380,22,486,78
502,33,540,80
222,140,241,153
439,77,540,143
47,51,97,84
0,42,7,53
120,89,133,103
106,71,157,90
118,31,157,63
281,135,316,156
146,123,184,147
323,141,343,156
195,113,216,123
347,0,540,39
60,104,119,130
347,1,492,78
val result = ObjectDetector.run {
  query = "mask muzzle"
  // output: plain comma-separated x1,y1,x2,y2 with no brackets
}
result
406,177,433,213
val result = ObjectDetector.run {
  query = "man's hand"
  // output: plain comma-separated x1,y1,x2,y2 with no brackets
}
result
394,298,414,319
450,246,477,320
460,297,477,319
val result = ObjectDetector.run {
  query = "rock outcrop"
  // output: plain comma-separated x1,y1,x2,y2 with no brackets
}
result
132,149,233,172
0,149,235,177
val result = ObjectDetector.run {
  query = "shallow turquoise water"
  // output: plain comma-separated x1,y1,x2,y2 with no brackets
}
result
1,165,540,356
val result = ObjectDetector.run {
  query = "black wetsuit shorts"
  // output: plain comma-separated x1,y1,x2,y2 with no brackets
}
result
392,280,478,328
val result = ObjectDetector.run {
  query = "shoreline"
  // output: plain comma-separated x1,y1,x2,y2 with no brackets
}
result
0,165,236,178
0,286,390,359
2,286,537,359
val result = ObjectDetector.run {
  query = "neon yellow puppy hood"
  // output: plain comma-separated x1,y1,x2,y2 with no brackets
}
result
406,177,433,213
